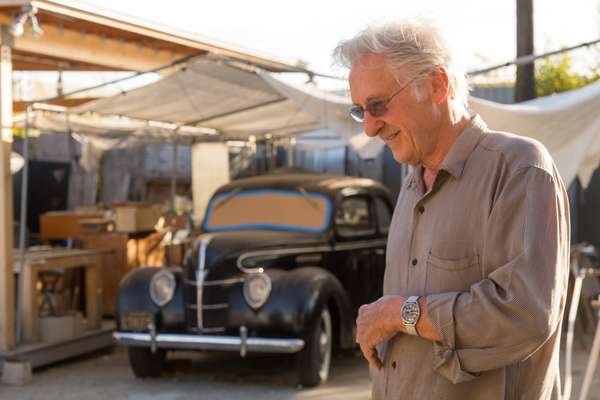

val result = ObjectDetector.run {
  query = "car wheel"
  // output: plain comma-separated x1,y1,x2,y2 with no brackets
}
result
296,305,333,387
127,347,166,378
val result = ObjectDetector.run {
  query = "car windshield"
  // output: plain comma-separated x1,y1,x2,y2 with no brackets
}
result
204,189,332,233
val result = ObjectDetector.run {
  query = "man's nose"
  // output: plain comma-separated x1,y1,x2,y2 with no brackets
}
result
364,112,384,138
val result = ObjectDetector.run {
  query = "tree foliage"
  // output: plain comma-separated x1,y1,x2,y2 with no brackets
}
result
535,53,600,97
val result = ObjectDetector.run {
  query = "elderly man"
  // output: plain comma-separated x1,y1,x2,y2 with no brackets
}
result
334,20,570,399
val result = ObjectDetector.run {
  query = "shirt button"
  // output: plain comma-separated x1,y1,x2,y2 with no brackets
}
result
411,258,418,266
392,361,397,369
418,206,425,214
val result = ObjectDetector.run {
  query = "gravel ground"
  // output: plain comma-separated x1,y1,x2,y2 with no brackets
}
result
1,340,598,400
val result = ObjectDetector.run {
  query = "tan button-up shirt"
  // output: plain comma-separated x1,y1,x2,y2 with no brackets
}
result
372,116,570,400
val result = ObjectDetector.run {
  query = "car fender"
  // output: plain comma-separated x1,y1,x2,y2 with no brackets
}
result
116,267,185,332
228,267,355,349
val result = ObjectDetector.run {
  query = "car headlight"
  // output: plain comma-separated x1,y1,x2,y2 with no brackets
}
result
150,269,176,307
243,272,271,310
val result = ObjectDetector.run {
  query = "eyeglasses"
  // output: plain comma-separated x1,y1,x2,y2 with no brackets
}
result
349,77,417,123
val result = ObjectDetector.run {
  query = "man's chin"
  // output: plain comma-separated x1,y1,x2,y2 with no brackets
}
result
390,149,417,166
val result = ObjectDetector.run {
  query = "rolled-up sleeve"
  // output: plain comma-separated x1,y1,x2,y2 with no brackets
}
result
426,166,570,384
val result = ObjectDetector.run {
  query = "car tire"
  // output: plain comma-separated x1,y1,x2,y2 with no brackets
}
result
127,347,166,378
296,305,333,387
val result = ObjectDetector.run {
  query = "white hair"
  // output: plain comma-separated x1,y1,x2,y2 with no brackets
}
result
333,19,469,118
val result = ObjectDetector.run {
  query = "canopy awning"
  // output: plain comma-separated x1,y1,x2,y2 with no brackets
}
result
70,60,358,140
33,57,600,186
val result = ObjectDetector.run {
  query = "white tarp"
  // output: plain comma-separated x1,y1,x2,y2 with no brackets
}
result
69,59,375,156
14,111,216,142
469,80,600,187
284,80,600,185
65,58,600,185
71,60,322,138
267,77,600,184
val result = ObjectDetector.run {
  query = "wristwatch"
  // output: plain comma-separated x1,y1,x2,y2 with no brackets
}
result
401,296,421,336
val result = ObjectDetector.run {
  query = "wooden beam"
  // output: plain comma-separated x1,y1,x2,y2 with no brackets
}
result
12,50,119,71
29,0,302,72
0,13,188,71
0,1,304,73
0,25,15,352
13,98,96,112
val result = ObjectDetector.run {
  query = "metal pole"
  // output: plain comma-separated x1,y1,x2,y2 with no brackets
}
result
15,104,31,345
564,271,583,400
578,295,600,400
171,135,178,212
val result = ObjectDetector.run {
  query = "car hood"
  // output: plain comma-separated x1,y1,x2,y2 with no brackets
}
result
189,229,329,272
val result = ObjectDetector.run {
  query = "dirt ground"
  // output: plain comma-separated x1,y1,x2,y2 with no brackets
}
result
0,347,371,400
1,341,599,400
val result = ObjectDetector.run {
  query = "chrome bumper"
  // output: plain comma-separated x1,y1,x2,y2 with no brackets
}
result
113,326,304,356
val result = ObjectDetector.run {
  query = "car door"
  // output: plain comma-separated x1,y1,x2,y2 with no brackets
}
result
329,193,379,314
371,194,392,299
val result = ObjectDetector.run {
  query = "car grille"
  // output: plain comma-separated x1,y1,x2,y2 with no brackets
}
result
183,275,244,334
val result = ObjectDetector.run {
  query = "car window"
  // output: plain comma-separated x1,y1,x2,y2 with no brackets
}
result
374,197,391,233
335,196,374,237
204,189,332,233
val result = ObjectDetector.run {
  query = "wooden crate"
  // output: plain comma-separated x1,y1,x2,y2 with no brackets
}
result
40,211,106,241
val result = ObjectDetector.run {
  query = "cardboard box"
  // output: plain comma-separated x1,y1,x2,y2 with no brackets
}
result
40,211,106,241
113,203,162,233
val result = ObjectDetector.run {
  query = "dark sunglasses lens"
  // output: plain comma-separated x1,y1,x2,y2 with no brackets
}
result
367,101,386,117
349,106,364,122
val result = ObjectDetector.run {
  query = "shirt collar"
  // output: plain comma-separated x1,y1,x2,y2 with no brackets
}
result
406,115,486,191
439,114,487,178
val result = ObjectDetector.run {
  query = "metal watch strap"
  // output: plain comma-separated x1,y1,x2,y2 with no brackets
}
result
404,296,420,336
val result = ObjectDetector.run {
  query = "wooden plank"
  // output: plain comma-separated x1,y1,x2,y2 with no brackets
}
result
84,255,102,330
13,98,97,112
21,261,36,343
14,253,100,271
0,32,14,352
0,320,115,369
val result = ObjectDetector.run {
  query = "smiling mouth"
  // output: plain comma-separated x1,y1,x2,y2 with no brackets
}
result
380,131,400,142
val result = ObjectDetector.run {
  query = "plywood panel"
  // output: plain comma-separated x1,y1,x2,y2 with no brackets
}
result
81,232,128,316
192,143,229,223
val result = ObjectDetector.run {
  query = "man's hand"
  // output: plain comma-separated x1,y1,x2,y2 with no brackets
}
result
356,295,405,370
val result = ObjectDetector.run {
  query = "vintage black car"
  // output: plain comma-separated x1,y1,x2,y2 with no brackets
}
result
113,172,392,387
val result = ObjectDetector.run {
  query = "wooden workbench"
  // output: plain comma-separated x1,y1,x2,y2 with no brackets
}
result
13,248,103,344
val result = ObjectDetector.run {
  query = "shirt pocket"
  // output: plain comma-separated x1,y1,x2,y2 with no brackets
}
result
425,250,480,294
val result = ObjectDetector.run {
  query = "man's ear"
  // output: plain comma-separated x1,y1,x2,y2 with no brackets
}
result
430,68,450,105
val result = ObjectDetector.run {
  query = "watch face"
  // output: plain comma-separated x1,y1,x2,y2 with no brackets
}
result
402,302,420,325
